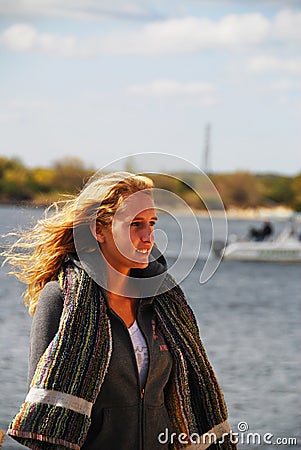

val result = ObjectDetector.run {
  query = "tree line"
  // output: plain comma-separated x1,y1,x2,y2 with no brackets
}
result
0,156,300,211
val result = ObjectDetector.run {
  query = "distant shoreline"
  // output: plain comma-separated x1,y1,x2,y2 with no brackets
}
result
0,157,300,212
222,206,296,221
0,202,297,222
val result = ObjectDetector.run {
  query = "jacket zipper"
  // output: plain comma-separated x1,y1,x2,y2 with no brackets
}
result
140,387,145,450
136,302,150,450
110,307,150,450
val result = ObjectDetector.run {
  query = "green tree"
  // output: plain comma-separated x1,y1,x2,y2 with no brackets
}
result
291,174,301,211
51,157,93,194
29,167,56,193
0,167,33,201
259,174,293,205
212,171,262,209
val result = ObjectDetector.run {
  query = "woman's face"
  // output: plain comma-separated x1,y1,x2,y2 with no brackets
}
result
95,191,157,275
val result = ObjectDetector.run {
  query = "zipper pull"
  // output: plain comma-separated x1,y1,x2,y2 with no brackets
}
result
141,388,145,399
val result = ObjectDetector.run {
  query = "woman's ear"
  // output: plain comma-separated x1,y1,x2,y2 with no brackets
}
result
90,222,105,244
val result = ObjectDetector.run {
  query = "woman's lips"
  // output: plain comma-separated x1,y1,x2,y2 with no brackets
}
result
135,248,151,254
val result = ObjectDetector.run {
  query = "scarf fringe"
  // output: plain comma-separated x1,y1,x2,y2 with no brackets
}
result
7,430,79,450
7,401,89,449
8,263,112,449
153,277,232,449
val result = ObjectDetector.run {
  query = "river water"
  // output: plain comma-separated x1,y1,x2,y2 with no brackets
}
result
0,206,300,449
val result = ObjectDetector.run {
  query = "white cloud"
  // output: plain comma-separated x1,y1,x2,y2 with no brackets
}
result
130,13,271,54
0,0,156,21
271,9,301,42
1,0,301,23
92,13,271,56
247,56,301,75
270,79,301,91
0,10,300,57
2,14,270,58
127,80,218,105
1,24,37,51
0,24,78,56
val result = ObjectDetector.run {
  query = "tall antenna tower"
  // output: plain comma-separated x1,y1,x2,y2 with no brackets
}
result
202,123,211,173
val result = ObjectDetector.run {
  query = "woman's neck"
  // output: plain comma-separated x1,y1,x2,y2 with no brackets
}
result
108,292,139,328
106,267,139,328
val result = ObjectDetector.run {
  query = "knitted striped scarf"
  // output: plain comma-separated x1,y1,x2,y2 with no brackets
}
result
8,262,236,450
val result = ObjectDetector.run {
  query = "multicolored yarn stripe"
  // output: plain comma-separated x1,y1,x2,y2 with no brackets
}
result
154,275,237,450
8,262,235,449
7,262,112,449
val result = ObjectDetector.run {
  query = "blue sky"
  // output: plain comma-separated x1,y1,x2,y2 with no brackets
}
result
0,0,300,175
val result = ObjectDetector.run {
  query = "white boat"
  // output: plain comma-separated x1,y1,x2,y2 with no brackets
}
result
213,226,301,262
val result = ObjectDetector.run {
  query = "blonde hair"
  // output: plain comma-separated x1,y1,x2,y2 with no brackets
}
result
2,171,154,316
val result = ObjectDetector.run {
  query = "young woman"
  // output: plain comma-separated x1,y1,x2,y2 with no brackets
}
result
5,172,236,450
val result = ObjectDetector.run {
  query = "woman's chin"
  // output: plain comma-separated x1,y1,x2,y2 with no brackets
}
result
130,259,149,270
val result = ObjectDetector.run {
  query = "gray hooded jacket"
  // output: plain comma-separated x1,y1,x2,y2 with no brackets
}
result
28,250,174,450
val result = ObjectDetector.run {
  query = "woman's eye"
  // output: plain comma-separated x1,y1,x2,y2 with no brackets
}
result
130,221,156,227
130,221,141,227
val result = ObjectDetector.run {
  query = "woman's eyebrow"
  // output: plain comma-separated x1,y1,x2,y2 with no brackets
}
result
132,216,158,221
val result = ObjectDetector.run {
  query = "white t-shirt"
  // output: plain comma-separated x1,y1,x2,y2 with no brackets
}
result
128,320,149,388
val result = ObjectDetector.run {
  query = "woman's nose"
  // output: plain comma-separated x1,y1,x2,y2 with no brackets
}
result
140,225,154,243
